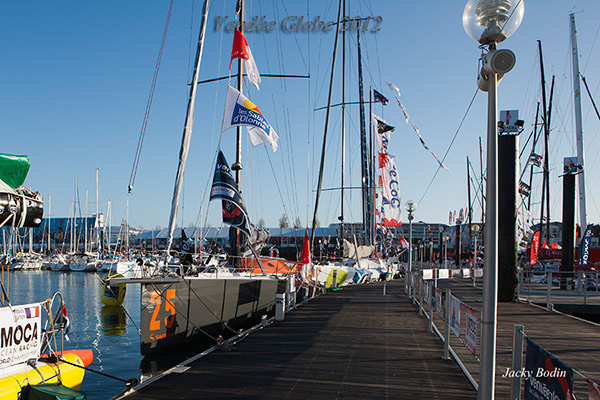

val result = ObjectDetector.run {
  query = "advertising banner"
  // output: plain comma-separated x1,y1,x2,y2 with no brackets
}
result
0,303,42,368
524,338,573,400
450,296,460,338
464,304,477,356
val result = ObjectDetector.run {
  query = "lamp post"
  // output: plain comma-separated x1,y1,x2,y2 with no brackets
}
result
405,200,417,296
430,239,435,287
463,1,524,399
472,224,480,268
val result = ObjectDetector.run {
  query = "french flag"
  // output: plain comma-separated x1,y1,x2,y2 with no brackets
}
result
25,306,39,318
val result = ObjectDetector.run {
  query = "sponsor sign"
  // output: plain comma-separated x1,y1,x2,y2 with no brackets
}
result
0,303,41,368
433,288,442,317
500,110,521,132
563,157,578,174
464,304,477,356
450,296,461,338
525,338,573,400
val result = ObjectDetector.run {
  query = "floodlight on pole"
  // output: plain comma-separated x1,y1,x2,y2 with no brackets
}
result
463,1,524,399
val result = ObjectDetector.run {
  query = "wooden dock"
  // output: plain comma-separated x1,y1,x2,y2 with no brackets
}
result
120,280,477,399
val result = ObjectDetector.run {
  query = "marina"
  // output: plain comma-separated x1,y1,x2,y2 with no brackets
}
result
1,0,600,399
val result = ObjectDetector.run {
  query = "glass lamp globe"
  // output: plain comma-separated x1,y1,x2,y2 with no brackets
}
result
404,200,417,213
463,0,524,45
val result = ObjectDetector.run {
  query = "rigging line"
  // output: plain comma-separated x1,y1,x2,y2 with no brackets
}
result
128,0,174,192
264,146,291,224
418,88,479,205
582,17,600,76
581,75,600,122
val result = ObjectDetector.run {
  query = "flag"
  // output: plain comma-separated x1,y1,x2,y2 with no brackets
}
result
300,229,311,265
528,153,542,167
222,85,279,151
530,230,540,265
399,235,409,249
386,81,402,98
579,225,593,269
519,181,531,197
551,241,561,250
180,229,194,266
373,114,393,157
58,304,70,342
230,29,261,90
373,89,389,105
210,151,252,236
542,240,549,249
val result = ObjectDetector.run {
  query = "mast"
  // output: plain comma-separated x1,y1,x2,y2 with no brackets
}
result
479,137,484,226
467,156,472,247
527,103,540,210
538,40,549,240
357,27,371,246
545,76,555,243
165,0,211,254
570,13,587,232
340,0,346,246
311,0,343,248
96,168,99,252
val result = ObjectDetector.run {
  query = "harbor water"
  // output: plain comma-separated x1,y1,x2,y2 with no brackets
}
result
8,270,144,399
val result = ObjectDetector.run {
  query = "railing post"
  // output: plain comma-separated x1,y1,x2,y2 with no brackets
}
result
546,272,552,311
419,274,424,316
443,289,451,360
412,271,417,304
518,269,523,300
510,325,525,400
428,282,434,333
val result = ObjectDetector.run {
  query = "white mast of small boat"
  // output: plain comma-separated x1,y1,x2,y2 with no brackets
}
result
47,195,51,253
96,168,100,252
85,189,88,252
165,0,210,255
570,13,587,232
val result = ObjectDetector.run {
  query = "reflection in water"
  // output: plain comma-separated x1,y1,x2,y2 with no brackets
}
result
101,306,127,336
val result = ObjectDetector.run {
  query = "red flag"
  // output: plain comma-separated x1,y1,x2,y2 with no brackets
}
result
230,30,261,90
399,236,409,249
542,240,549,249
300,229,311,265
530,230,540,265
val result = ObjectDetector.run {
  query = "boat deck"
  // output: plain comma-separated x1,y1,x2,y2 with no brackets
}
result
120,279,477,399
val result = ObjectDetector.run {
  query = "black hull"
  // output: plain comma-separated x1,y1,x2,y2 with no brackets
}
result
140,277,284,356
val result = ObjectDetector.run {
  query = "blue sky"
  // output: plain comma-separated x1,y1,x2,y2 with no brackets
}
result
2,0,600,232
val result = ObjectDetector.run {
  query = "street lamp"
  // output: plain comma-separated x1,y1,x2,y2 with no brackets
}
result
463,1,524,399
430,239,435,287
405,200,417,297
443,235,450,269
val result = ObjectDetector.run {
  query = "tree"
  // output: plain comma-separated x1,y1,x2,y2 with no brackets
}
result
279,214,289,228
293,217,302,229
257,218,265,229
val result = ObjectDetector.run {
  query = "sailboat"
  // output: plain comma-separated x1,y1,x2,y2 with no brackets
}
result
109,0,283,356
0,154,93,397
307,0,392,289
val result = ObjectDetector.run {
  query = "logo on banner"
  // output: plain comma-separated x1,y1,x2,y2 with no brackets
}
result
464,305,477,356
450,296,460,338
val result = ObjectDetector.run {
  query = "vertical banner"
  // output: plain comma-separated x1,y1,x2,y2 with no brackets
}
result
531,230,540,266
524,338,573,400
450,296,461,338
464,304,477,356
579,225,593,269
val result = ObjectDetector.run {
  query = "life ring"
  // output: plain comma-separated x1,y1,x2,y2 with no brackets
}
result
100,273,126,306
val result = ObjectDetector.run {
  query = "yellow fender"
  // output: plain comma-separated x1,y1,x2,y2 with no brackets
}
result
0,351,92,399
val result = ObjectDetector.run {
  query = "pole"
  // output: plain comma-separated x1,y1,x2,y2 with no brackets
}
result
478,52,498,400
340,0,346,245
570,13,588,233
408,213,414,296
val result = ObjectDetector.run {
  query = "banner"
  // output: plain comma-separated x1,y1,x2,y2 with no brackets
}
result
450,296,460,338
531,230,540,266
529,153,542,167
464,304,477,356
0,303,42,368
588,378,600,400
524,338,573,400
210,151,252,236
373,89,389,105
222,85,279,151
379,154,402,227
579,225,593,269
519,181,531,197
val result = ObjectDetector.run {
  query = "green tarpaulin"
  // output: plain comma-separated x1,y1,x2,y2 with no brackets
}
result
24,383,86,400
0,153,30,189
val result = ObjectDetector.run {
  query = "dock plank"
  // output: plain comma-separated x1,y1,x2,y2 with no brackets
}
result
122,280,476,400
